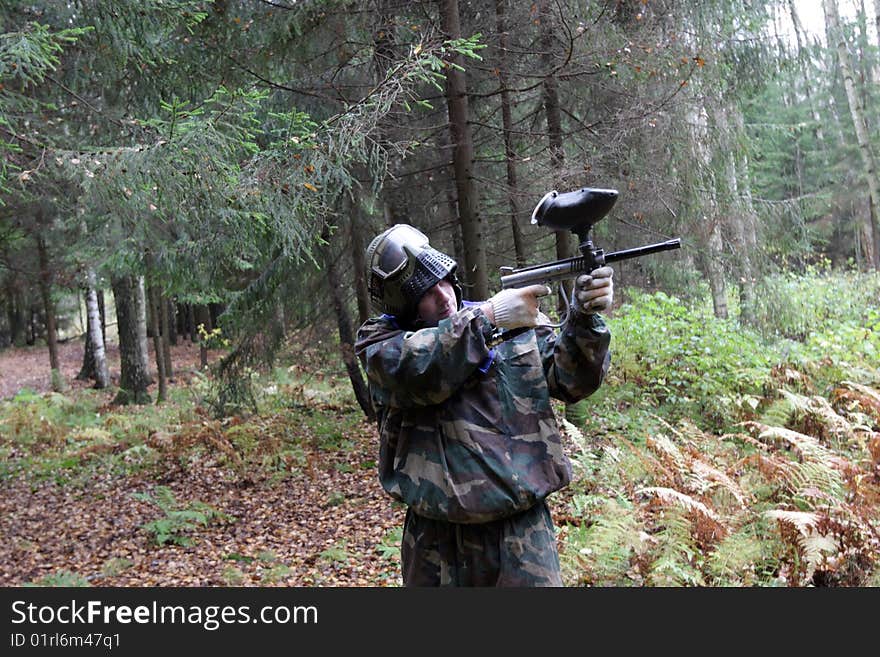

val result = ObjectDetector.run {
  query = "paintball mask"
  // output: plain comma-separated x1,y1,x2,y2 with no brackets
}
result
366,224,462,320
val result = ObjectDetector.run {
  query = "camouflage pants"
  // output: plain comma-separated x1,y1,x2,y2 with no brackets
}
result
400,501,563,587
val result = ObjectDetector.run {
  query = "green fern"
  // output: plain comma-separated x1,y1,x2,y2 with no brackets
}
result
706,518,785,586
132,486,233,547
24,569,90,587
760,397,795,428
644,510,705,586
561,497,644,586
765,510,839,585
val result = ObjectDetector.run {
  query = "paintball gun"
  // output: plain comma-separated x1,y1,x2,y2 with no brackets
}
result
490,187,681,343
500,187,681,290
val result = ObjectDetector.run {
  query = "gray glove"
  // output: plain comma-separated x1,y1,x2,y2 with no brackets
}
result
572,266,614,314
487,284,552,329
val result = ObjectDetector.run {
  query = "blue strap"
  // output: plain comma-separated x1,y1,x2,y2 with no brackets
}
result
479,348,496,373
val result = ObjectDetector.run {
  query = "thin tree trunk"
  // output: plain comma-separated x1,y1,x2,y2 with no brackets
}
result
440,0,489,300
5,279,26,346
788,0,827,149
438,128,468,275
85,269,109,388
97,289,106,344
688,106,729,319
168,299,178,345
825,0,880,267
111,274,151,405
495,0,526,268
136,276,152,382
77,288,96,381
349,199,371,325
731,107,761,322
148,285,167,403
875,0,880,53
188,304,198,343
36,232,64,392
718,107,755,325
160,292,173,381
175,301,186,339
28,302,36,345
321,223,375,421
539,0,575,309
535,0,582,423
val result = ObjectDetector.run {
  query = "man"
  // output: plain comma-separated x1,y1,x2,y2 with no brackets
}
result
354,223,612,586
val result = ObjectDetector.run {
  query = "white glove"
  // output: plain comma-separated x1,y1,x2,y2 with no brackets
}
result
488,284,552,329
572,267,614,314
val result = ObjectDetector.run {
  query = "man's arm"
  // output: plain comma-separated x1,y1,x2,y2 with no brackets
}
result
355,306,495,408
538,313,611,404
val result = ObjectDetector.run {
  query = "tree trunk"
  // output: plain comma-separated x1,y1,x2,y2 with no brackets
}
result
28,302,36,345
495,0,526,268
688,106,729,319
167,299,177,345
788,0,827,149
824,0,880,268
440,0,489,301
111,275,151,405
136,276,152,382
77,288,96,381
188,304,198,342
85,269,110,388
438,128,468,276
5,279,26,347
321,223,375,421
97,288,106,343
349,200,372,325
876,0,880,55
716,106,756,325
160,292,173,381
36,233,64,392
539,0,575,309
731,107,761,324
209,302,223,329
148,285,167,403
535,0,585,424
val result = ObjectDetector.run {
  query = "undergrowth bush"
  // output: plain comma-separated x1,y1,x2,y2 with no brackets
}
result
749,266,880,342
561,270,880,587
608,290,773,430
560,409,880,587
0,389,103,451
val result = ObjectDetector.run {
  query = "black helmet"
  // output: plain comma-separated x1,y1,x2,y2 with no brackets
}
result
366,224,462,320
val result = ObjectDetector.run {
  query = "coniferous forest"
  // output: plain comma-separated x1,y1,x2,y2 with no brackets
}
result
1,0,879,588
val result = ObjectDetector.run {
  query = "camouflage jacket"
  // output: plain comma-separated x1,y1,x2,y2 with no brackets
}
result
354,303,611,524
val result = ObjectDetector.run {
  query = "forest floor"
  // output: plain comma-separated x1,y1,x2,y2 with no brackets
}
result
0,340,406,587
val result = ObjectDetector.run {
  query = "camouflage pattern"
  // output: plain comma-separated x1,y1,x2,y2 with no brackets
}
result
401,501,563,586
354,303,611,524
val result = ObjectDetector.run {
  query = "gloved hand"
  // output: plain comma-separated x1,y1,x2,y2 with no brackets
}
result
486,284,552,329
572,266,614,314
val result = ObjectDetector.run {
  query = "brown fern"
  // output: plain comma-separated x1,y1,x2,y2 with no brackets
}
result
832,381,880,424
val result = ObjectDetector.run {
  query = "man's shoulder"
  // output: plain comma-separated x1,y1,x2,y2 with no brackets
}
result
356,315,403,347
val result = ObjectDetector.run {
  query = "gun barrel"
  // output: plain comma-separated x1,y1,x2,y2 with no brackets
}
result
499,238,681,289
604,238,681,263
500,257,586,289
